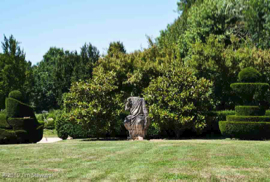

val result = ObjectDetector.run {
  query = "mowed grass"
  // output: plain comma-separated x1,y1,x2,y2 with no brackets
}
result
1,139,270,181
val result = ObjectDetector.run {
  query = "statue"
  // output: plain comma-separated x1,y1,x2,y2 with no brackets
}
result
124,97,150,140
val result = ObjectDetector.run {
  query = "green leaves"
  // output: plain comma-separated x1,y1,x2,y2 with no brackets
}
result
144,62,213,138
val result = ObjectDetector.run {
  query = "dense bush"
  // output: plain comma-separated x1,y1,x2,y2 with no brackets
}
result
55,113,91,139
238,67,262,83
227,115,270,122
219,121,270,140
230,83,269,104
144,62,213,138
235,106,265,116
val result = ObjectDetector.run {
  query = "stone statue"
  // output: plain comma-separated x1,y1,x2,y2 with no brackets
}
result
124,97,150,140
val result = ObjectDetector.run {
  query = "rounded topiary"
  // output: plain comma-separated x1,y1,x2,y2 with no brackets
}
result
238,67,262,83
8,90,23,101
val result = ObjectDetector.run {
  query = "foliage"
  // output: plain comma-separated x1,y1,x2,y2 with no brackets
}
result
55,113,90,139
230,83,269,105
235,106,266,116
219,121,270,140
55,114,71,140
31,44,100,112
0,91,43,144
107,41,126,57
0,35,33,109
144,62,213,138
8,90,23,101
238,67,262,82
226,115,270,122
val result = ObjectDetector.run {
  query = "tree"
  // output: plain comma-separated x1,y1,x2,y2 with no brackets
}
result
0,35,32,108
107,41,126,57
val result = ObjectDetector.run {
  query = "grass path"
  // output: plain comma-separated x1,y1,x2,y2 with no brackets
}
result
1,139,270,181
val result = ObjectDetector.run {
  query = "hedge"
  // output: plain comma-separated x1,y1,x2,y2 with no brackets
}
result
219,121,270,139
227,115,270,122
0,129,17,144
6,98,36,118
235,106,265,116
238,67,262,83
0,113,11,129
7,118,37,130
8,90,23,101
230,83,269,104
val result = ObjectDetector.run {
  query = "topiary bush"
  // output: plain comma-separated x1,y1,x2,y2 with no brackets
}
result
230,83,269,104
235,106,266,116
219,67,270,140
0,91,43,144
8,90,23,101
238,67,262,83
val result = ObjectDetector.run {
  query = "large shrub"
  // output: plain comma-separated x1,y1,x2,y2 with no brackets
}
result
55,113,91,139
144,62,213,138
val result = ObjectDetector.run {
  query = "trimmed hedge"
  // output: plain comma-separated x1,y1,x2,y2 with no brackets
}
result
227,115,270,122
238,67,261,83
0,129,17,144
230,83,269,104
219,121,270,139
6,98,36,118
8,90,23,101
235,106,265,116
0,113,11,129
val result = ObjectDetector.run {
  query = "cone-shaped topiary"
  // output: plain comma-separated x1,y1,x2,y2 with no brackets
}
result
219,67,270,140
0,91,43,144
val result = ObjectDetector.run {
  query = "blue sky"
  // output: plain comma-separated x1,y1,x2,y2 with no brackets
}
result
0,0,179,65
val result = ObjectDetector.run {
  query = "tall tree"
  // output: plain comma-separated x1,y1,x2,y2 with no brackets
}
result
0,35,31,108
107,41,126,57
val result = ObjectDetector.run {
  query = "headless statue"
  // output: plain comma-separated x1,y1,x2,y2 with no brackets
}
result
124,97,150,140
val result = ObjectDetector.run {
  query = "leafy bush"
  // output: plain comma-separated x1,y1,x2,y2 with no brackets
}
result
55,113,90,139
219,121,270,140
144,63,213,138
238,67,262,83
8,90,23,101
235,106,265,116
227,115,270,122
230,83,269,104
55,115,70,140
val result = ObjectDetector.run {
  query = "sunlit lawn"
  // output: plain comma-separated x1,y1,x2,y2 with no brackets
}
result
1,139,270,181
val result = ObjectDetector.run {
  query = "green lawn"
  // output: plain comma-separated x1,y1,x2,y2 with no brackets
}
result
1,139,270,181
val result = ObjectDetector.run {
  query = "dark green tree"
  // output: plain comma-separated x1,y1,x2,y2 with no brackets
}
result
0,35,32,108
